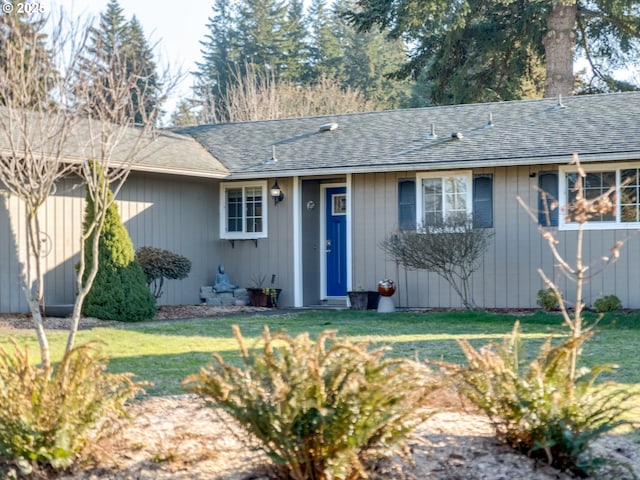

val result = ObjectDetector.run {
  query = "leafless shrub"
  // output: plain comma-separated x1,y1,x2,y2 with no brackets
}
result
205,62,377,123
379,214,493,309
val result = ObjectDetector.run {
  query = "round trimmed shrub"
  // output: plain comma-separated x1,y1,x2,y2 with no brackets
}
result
593,295,621,313
537,288,559,311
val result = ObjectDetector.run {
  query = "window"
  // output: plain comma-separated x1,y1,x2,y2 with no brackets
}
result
220,181,268,239
559,163,640,230
416,171,473,228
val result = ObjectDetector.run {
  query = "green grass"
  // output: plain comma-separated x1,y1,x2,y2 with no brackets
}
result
2,309,639,397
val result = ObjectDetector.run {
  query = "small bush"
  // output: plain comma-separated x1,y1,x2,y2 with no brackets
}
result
0,341,145,476
184,326,440,480
450,322,634,476
593,295,622,313
537,288,559,311
136,246,192,299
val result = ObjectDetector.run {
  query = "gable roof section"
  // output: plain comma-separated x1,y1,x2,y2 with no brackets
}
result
174,91,640,178
0,108,229,179
125,129,229,178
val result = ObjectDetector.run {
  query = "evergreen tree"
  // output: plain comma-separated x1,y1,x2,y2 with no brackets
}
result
280,0,309,81
236,0,289,74
344,0,640,103
123,16,162,124
169,98,198,127
193,0,241,122
306,0,344,83
82,164,156,322
190,0,412,122
79,0,162,124
335,0,410,108
0,3,55,108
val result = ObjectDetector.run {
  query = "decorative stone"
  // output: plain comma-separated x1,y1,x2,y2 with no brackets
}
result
200,286,213,301
200,285,250,307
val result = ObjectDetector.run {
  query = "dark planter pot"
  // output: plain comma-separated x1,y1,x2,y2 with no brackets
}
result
348,291,369,310
367,291,380,310
43,304,74,318
247,288,282,308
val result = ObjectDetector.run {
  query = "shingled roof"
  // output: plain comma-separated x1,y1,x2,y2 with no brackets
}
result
174,91,640,179
0,108,229,179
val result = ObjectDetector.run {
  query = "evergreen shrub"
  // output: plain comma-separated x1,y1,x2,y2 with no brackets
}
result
593,295,621,313
450,322,634,476
537,288,559,311
0,341,144,476
184,326,440,480
135,246,192,299
81,173,156,322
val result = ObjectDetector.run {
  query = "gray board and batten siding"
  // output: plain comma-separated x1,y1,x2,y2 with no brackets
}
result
349,167,640,310
1,172,223,313
179,92,640,310
2,92,640,312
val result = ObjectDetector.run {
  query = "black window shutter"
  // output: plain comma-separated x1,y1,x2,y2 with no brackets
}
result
398,179,416,230
473,175,493,228
538,171,559,226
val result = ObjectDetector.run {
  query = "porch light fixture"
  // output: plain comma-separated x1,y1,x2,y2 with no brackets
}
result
271,180,284,205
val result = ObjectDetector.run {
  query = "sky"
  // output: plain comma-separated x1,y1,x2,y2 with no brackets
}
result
52,0,214,123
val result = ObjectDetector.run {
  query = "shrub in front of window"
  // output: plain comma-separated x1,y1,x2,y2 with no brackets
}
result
184,326,441,480
135,247,192,299
593,295,622,313
536,288,559,311
380,214,493,309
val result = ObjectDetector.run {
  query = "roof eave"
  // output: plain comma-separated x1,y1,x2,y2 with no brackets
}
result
225,151,640,179
131,164,230,179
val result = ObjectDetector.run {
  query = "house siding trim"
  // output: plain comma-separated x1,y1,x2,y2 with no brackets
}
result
292,176,303,307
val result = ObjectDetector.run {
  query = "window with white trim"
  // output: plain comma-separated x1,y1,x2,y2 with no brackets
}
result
559,163,640,230
416,171,473,228
220,181,268,239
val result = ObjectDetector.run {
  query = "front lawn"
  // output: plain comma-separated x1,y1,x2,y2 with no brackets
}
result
2,309,639,396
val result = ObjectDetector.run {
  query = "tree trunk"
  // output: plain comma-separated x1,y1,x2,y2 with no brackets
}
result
543,1,577,98
25,213,51,371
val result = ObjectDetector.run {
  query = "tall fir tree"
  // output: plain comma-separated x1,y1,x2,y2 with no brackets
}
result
306,0,344,83
344,0,640,103
82,163,156,322
193,0,240,123
236,0,289,74
190,0,413,122
79,0,162,124
334,0,410,108
124,16,162,124
280,0,309,82
0,3,55,108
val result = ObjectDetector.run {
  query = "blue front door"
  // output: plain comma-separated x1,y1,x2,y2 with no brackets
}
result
325,186,347,296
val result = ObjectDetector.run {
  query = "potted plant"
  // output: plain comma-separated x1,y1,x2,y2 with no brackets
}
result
247,274,282,308
347,287,369,310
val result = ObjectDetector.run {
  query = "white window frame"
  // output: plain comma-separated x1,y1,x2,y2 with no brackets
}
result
416,170,473,230
219,181,268,239
559,162,640,230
